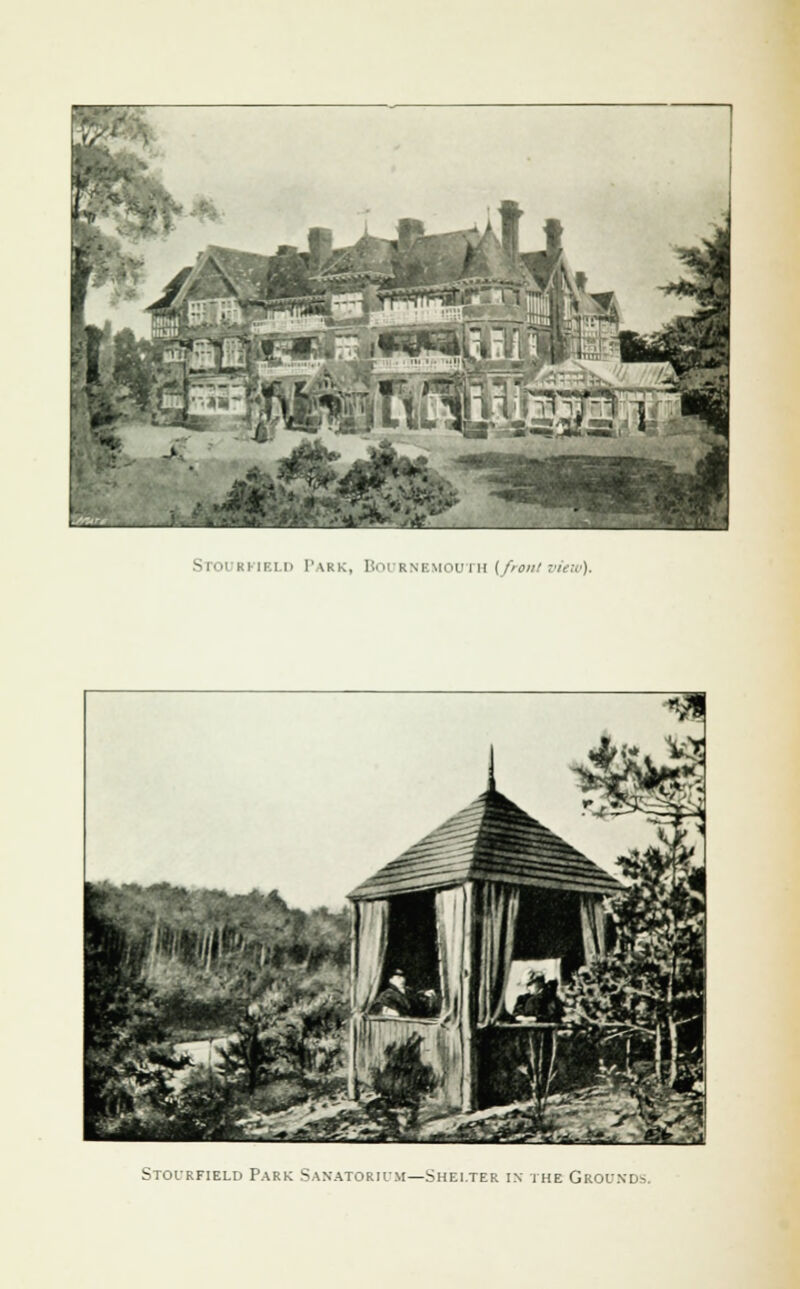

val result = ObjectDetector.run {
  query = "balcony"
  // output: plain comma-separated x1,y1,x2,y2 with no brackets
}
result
252,315,327,335
257,360,321,378
369,305,463,327
372,354,462,374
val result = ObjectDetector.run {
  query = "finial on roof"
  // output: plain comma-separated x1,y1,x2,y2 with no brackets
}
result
487,744,496,792
358,206,371,235
485,206,492,231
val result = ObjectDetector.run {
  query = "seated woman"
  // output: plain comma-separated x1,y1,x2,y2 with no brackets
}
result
513,969,547,1020
372,968,438,1018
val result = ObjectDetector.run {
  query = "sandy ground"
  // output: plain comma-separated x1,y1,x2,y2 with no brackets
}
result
118,422,429,465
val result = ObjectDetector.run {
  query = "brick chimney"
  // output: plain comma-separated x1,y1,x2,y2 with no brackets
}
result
397,218,425,255
544,218,563,256
499,199,523,264
575,271,587,291
308,226,333,273
276,244,297,256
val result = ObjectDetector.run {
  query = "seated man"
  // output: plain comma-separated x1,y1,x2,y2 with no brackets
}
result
373,968,438,1018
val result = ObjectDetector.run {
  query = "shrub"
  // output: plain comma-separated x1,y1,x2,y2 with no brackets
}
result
371,1034,437,1121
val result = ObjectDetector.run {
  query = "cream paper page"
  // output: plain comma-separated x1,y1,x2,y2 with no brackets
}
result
1,1,798,1286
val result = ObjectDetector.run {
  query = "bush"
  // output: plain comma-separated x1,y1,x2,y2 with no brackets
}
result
371,1034,437,1121
189,439,459,529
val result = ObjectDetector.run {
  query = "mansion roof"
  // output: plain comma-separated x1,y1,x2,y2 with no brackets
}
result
145,208,620,313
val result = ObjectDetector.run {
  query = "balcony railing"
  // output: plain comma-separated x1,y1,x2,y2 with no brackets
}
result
373,354,462,373
369,305,463,327
257,360,320,378
252,315,327,335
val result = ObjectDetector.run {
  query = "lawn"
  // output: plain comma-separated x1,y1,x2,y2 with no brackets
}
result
71,422,727,529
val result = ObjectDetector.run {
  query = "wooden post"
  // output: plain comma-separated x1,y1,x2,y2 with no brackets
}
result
461,881,477,1113
347,901,359,1101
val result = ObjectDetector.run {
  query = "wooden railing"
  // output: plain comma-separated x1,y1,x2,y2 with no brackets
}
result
257,360,321,377
370,305,463,326
372,354,462,373
253,316,327,334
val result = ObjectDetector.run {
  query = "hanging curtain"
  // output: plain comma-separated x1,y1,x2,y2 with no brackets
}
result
477,882,521,1027
579,894,607,964
353,899,390,1014
435,886,466,1027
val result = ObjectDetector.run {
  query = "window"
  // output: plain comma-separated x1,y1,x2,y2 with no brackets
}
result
468,328,482,359
188,381,246,415
188,298,241,325
512,382,522,419
510,330,520,360
218,298,242,325
163,345,183,364
161,390,184,409
489,287,503,305
528,330,538,357
222,337,245,367
334,333,359,361
152,311,178,338
188,300,210,325
526,292,550,325
331,292,362,317
490,328,504,360
467,289,480,305
529,397,553,420
492,381,506,418
470,382,483,420
190,340,215,371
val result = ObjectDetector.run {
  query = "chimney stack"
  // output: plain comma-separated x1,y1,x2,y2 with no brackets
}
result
499,199,523,264
544,218,563,256
575,271,587,291
308,226,333,274
397,218,425,255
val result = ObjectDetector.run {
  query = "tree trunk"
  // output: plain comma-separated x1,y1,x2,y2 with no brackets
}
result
654,1020,662,1084
666,973,679,1088
71,258,96,488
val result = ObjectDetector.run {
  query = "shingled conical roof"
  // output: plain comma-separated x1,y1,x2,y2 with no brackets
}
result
348,772,621,901
462,220,524,283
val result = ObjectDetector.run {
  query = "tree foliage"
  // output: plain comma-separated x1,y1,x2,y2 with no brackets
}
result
276,438,340,493
190,439,459,528
620,216,730,433
84,888,188,1137
564,695,705,1088
71,107,220,481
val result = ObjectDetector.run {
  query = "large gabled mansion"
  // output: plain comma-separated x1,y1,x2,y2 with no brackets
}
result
146,200,645,438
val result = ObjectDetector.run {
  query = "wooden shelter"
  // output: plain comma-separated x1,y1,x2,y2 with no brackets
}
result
346,751,621,1112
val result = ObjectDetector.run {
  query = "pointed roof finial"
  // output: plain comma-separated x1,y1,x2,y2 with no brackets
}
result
487,744,496,792
358,206,371,235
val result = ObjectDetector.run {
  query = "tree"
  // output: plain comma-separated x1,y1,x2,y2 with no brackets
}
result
71,107,220,482
84,888,187,1137
564,695,706,1088
336,440,459,527
277,438,340,493
648,216,730,432
113,326,153,410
